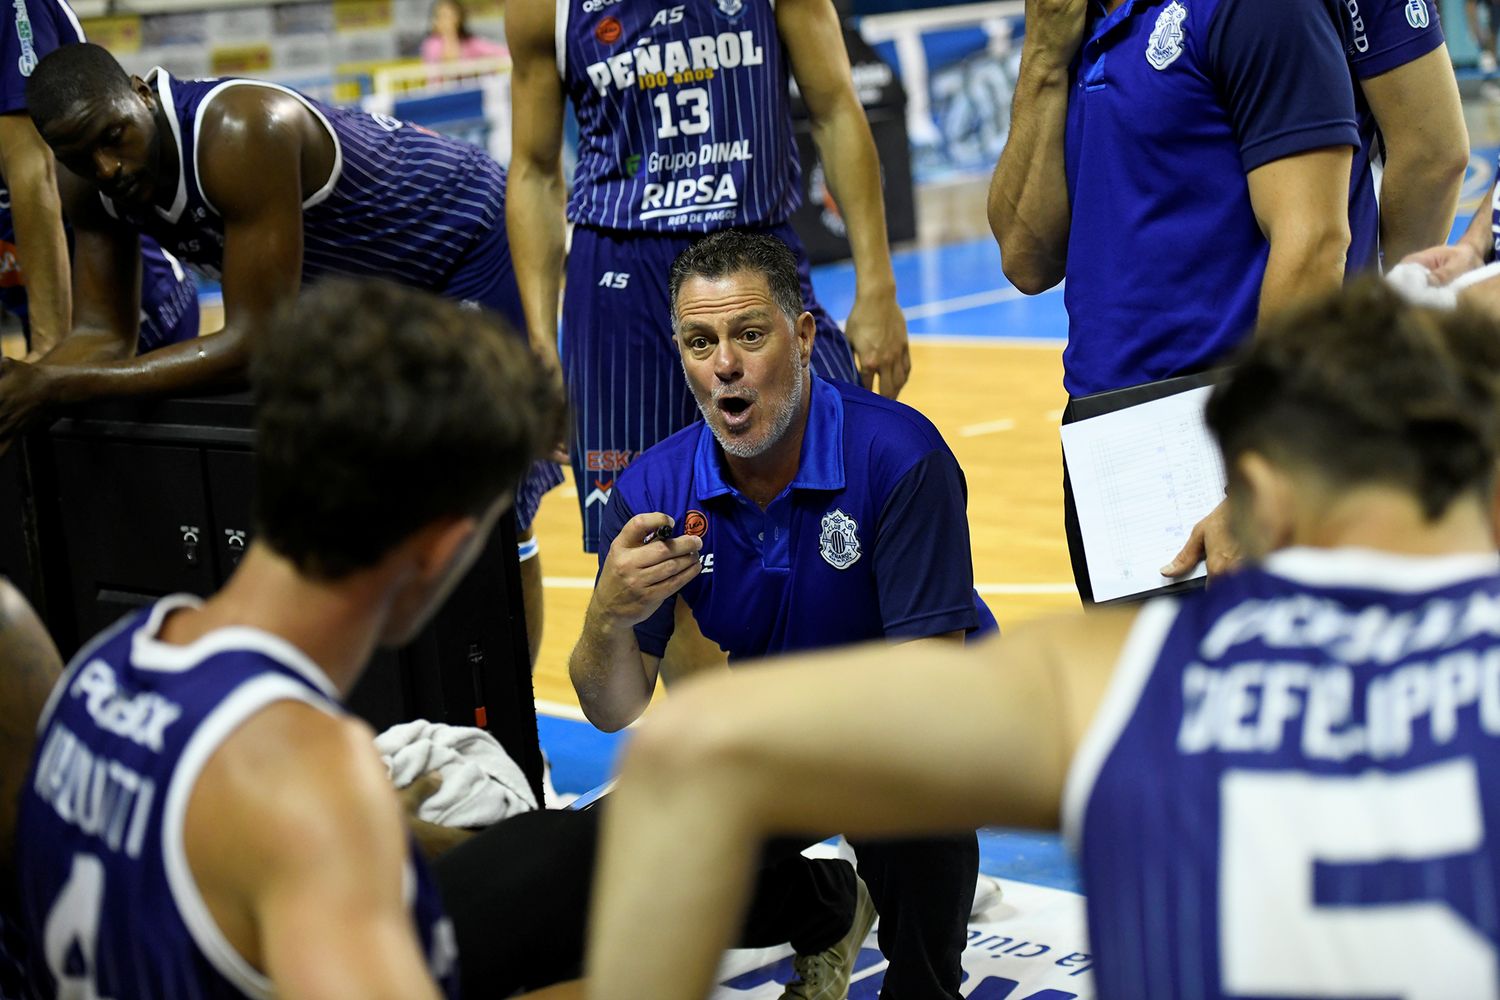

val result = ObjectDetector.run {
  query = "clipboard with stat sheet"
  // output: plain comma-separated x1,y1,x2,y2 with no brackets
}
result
1061,370,1225,604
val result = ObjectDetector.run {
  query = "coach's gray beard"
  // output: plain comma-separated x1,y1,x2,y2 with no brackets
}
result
693,351,806,459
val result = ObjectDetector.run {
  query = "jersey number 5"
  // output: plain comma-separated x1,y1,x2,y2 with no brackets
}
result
43,854,118,1000
1220,758,1497,999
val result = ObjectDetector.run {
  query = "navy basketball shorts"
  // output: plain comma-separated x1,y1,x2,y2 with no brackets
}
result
444,221,564,535
562,222,858,552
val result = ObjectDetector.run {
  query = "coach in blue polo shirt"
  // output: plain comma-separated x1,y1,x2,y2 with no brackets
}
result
571,230,991,999
990,0,1361,600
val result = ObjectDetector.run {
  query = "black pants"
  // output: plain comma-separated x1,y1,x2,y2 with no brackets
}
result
1061,400,1097,606
435,809,976,999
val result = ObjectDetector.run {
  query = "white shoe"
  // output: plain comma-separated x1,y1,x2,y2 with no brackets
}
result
971,874,1005,917
1480,50,1497,73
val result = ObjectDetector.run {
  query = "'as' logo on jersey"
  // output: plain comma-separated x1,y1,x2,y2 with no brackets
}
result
1145,1,1187,71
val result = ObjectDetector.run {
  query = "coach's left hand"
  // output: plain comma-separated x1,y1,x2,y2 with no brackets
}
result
0,358,53,445
845,288,911,399
1162,499,1242,581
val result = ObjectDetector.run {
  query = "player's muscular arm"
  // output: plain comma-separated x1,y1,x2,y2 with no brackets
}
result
778,0,910,398
1404,177,1496,287
570,512,701,731
188,705,445,1000
506,1,568,395
988,0,1084,295
0,94,307,441
0,112,71,356
1361,46,1467,268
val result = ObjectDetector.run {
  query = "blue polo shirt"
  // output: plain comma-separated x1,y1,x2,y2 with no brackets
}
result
1342,0,1446,272
599,377,994,660
1062,0,1359,397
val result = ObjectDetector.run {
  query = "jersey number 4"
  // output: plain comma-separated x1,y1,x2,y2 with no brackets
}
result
43,854,118,1000
1220,758,1497,999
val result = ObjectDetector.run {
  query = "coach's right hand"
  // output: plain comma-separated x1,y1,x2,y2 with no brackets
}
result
1401,242,1486,288
1025,0,1089,65
593,513,703,627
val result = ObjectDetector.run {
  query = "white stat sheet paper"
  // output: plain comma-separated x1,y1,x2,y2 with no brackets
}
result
1059,385,1225,602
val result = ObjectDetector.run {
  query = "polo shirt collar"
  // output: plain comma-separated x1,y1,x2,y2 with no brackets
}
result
693,375,846,501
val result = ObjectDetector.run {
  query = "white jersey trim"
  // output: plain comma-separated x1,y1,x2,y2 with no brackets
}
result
145,69,190,225
56,0,85,43
162,674,338,1000
1264,546,1500,593
555,0,569,77
1060,597,1181,852
189,78,345,216
130,594,340,701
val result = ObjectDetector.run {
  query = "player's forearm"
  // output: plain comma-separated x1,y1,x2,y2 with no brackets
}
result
807,100,896,298
36,324,249,406
7,157,71,353
568,605,653,732
1258,219,1349,323
989,52,1073,295
1378,145,1468,268
506,159,567,349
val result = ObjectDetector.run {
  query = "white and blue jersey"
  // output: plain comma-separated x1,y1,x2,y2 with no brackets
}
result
15,596,460,999
103,70,521,320
1341,0,1445,273
600,376,996,657
0,0,84,114
561,0,799,232
1062,0,1359,397
1065,548,1500,997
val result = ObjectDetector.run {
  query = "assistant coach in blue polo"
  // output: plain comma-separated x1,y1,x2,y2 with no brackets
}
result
569,230,995,1000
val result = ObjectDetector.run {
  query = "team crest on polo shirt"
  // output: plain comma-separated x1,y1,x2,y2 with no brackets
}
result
1405,0,1429,28
1146,1,1187,71
818,509,861,570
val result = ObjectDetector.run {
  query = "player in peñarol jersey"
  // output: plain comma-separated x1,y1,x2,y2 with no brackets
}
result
16,279,563,1000
508,0,910,555
584,279,1500,999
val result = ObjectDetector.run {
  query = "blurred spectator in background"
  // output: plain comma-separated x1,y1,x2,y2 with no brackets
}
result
421,0,505,65
1467,0,1500,72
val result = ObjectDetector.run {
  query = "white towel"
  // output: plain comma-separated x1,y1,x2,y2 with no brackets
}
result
1386,259,1500,309
375,720,538,828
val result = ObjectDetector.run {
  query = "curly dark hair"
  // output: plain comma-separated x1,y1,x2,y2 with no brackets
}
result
251,278,565,579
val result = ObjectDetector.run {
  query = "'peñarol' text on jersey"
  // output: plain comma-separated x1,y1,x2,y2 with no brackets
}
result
16,597,460,999
561,0,800,233
1064,548,1500,998
102,69,505,292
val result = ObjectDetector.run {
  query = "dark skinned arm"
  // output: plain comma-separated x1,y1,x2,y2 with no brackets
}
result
0,90,309,441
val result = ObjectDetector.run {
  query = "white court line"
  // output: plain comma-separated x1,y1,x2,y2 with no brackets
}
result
544,576,1076,596
901,284,1036,321
960,418,1015,438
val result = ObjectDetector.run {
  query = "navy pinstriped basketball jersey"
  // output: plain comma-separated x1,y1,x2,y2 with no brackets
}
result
561,0,800,232
16,597,460,999
104,70,504,289
1064,548,1500,998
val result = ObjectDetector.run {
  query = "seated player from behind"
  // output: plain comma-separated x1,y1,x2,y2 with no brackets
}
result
586,280,1500,999
15,278,563,999
571,229,993,999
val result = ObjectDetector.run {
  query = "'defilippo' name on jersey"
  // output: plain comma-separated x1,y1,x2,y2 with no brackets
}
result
562,0,801,233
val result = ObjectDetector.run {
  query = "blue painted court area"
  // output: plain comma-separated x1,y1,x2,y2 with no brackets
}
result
538,712,1082,893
